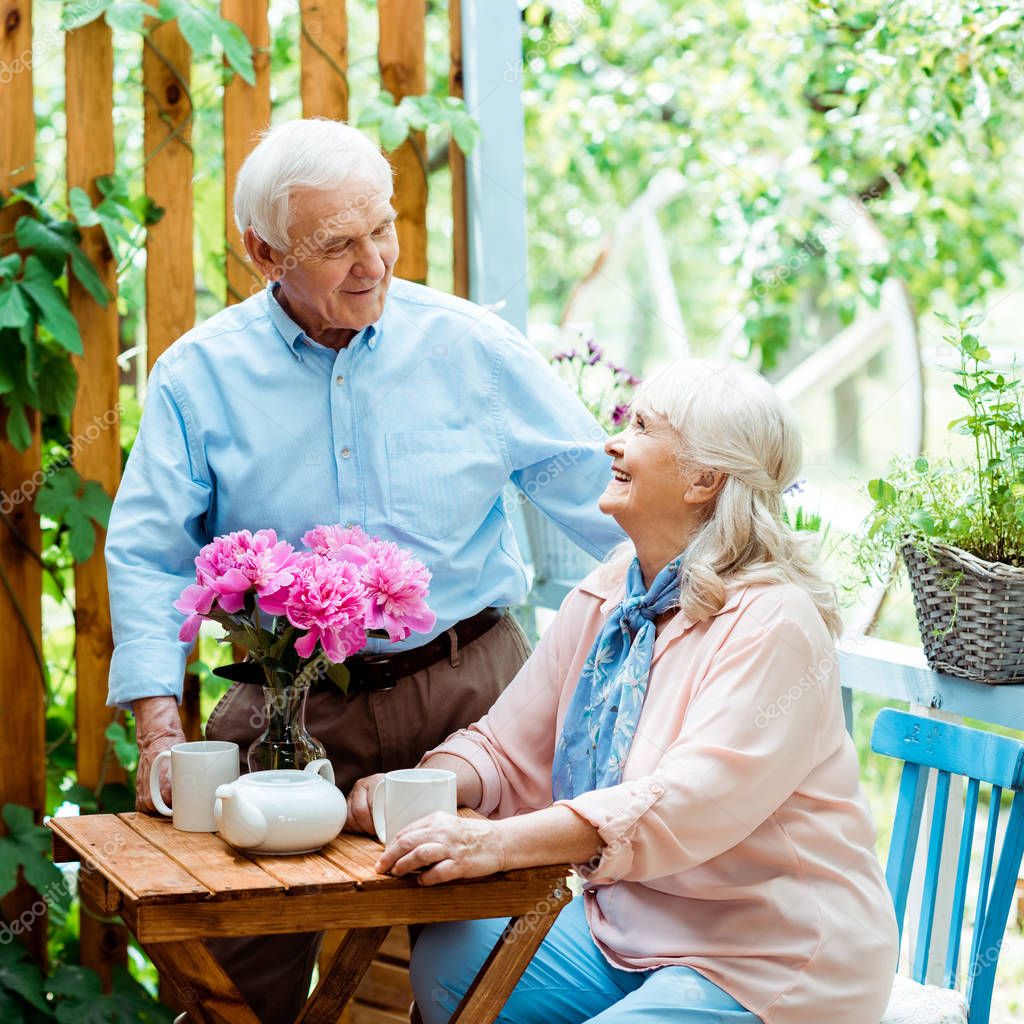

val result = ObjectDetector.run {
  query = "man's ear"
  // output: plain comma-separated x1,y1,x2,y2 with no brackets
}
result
243,227,281,280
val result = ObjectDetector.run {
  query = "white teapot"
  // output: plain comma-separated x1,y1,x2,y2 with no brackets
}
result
213,759,347,855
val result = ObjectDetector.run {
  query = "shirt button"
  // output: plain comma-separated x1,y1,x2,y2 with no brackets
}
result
335,375,345,385
340,447,351,459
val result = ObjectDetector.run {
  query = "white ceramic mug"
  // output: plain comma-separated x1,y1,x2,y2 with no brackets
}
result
150,740,239,832
372,768,457,845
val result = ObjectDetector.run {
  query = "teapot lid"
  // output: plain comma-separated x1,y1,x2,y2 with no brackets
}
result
240,769,324,787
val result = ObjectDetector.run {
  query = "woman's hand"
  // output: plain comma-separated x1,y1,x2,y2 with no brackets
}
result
375,812,509,886
345,773,387,834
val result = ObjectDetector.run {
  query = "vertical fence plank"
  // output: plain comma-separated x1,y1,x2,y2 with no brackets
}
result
0,0,46,966
224,0,271,307
143,11,198,738
300,0,348,121
449,0,468,298
378,0,428,283
65,15,129,988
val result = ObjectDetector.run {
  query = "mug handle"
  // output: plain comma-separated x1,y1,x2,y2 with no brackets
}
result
371,777,388,845
150,749,173,817
304,758,335,786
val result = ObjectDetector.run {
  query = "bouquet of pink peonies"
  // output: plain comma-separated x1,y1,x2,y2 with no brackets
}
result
175,523,436,695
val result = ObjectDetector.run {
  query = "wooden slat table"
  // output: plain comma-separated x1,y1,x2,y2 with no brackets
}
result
49,811,571,1024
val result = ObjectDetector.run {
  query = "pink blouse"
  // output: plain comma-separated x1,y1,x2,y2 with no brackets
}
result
424,565,899,1024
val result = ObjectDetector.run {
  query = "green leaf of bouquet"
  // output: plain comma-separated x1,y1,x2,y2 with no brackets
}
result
18,257,83,354
323,661,351,694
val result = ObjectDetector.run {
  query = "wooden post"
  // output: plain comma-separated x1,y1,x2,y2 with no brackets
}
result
378,0,428,284
65,14,129,988
223,0,271,307
143,8,198,737
449,0,469,299
0,0,46,966
459,0,528,331
300,0,348,121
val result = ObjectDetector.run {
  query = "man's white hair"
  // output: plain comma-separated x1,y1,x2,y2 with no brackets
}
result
233,118,393,251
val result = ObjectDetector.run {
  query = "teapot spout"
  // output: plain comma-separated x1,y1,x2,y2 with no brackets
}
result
215,782,268,848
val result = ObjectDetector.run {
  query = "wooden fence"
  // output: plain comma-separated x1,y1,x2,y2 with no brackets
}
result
0,0,479,1009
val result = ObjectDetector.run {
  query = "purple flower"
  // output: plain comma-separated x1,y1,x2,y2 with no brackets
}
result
611,403,631,427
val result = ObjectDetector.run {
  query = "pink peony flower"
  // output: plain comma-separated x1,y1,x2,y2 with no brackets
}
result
360,540,436,642
174,529,297,641
302,523,373,565
258,552,369,661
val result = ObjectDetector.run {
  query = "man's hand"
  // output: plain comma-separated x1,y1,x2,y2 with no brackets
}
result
132,696,186,813
375,812,508,886
345,773,387,835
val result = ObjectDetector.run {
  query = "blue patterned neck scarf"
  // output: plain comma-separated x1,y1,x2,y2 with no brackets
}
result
552,555,683,801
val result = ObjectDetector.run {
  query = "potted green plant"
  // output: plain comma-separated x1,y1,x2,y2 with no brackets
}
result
522,340,639,583
857,315,1024,683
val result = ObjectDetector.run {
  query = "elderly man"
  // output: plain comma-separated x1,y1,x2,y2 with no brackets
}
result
105,118,622,1022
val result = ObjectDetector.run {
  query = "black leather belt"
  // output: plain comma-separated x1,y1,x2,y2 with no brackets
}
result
212,606,505,696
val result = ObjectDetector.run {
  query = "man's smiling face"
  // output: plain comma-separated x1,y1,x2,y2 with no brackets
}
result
266,178,400,342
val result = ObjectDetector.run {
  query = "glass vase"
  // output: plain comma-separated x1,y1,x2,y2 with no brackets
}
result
246,684,327,772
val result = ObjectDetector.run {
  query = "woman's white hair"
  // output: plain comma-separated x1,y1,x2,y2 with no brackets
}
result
233,118,393,251
620,357,842,636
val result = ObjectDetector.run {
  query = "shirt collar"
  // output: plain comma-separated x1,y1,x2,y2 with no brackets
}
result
579,561,747,628
266,282,383,360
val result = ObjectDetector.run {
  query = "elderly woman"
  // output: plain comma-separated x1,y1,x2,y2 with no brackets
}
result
348,358,899,1024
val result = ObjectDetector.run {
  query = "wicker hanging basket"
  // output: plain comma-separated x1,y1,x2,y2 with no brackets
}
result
901,540,1024,684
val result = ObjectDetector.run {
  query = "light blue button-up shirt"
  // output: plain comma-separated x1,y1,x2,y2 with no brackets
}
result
105,278,624,707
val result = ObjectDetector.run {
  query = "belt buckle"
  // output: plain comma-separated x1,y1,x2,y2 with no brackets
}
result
354,653,397,693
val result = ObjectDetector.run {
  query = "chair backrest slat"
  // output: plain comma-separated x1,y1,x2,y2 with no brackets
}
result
870,708,1024,1024
944,776,979,987
967,786,1001,975
885,761,927,941
966,794,1024,1022
912,769,951,982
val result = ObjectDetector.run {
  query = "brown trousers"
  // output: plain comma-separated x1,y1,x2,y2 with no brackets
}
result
202,611,532,1024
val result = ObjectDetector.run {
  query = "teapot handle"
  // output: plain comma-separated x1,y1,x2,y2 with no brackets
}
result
304,758,335,786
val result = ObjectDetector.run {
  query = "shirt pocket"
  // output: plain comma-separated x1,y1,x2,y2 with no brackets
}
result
386,429,503,541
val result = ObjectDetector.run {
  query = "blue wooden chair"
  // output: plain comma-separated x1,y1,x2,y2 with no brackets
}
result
872,708,1024,1023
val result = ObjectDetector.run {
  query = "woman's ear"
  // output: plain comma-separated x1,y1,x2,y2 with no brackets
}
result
683,469,726,507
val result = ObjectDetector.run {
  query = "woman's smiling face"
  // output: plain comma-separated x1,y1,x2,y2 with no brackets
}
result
599,409,687,535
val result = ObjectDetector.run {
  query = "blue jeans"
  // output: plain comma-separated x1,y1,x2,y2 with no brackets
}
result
410,897,763,1023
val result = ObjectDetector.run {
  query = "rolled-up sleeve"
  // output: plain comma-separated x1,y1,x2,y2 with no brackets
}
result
558,615,826,884
105,360,212,708
493,324,624,560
